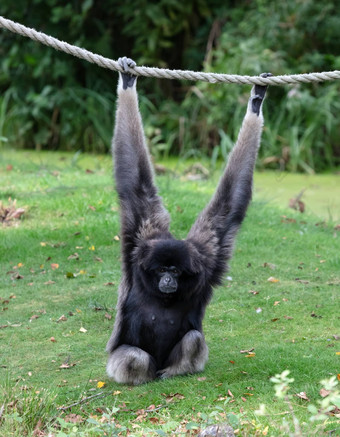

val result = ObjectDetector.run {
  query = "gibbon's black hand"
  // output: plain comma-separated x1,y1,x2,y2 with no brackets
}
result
252,72,272,115
118,56,137,89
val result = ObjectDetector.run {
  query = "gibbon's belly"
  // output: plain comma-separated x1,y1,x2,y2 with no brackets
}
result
126,302,191,367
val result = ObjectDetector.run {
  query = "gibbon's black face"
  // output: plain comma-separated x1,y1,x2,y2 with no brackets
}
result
155,266,180,294
137,238,197,297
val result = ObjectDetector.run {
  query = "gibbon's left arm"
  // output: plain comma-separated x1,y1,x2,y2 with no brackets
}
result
113,58,170,272
187,75,271,285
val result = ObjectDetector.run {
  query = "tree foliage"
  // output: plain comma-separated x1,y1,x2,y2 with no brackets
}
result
0,0,339,170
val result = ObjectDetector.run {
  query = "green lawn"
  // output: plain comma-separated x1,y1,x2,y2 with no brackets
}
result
0,149,339,436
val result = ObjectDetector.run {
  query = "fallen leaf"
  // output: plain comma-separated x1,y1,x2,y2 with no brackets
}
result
249,290,259,295
163,393,185,403
245,353,256,358
50,337,57,342
255,307,262,313
240,348,255,354
274,301,280,306
66,272,75,278
65,414,83,424
104,313,112,320
11,272,24,280
295,392,309,401
0,199,25,224
44,280,55,285
88,205,96,211
320,388,331,398
68,253,79,260
94,256,103,262
88,246,95,251
59,362,76,369
271,318,280,322
263,262,276,270
295,279,309,284
197,377,206,381
267,277,279,283
289,191,305,213
104,282,115,286
97,381,106,388
284,315,293,320
227,389,234,398
51,263,59,270
114,235,120,241
79,327,87,333
281,216,296,224
57,315,67,322
30,315,39,321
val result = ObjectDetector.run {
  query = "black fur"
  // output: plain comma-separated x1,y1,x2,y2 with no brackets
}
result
106,57,270,384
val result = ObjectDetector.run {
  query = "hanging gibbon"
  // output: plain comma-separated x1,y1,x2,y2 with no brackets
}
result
106,57,271,385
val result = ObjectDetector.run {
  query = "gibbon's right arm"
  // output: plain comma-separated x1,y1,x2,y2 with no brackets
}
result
187,74,271,286
113,58,170,268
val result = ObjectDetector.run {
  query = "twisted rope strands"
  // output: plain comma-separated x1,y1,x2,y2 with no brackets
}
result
1,16,340,86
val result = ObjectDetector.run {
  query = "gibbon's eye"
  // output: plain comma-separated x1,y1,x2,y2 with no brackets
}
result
172,268,179,275
157,267,167,274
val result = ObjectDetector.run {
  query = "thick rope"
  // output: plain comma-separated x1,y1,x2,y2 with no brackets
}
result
1,15,340,86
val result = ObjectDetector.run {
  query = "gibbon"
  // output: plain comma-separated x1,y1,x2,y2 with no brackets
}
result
106,57,270,385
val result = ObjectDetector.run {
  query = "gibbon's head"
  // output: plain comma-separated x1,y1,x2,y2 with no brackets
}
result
134,238,202,298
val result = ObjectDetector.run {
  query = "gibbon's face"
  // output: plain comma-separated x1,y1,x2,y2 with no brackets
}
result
138,238,198,297
155,266,181,294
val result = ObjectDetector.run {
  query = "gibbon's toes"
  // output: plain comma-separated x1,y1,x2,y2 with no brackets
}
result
156,369,170,379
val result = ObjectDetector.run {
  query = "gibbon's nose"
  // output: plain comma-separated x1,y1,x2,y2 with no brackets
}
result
165,276,171,283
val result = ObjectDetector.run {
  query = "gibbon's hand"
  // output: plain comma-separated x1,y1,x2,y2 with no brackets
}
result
251,72,272,115
118,56,137,89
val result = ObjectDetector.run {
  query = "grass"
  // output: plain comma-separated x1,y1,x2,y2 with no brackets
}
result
0,149,339,436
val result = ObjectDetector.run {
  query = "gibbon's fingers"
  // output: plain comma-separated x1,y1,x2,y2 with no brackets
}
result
118,56,137,89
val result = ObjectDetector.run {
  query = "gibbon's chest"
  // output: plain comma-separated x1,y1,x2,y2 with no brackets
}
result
139,302,192,364
124,294,195,360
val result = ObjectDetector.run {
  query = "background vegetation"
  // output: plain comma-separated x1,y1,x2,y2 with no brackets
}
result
1,0,340,172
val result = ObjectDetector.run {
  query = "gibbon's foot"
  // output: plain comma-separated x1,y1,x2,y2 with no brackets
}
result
156,330,209,380
107,345,156,385
251,72,272,115
118,56,137,89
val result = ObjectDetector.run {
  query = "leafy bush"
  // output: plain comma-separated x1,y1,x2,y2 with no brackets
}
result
0,0,339,171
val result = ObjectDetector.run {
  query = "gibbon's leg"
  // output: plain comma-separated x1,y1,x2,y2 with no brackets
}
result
106,345,157,385
157,330,209,379
113,57,170,267
187,74,271,283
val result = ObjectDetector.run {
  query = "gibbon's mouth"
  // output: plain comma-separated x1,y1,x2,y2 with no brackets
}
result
159,285,177,294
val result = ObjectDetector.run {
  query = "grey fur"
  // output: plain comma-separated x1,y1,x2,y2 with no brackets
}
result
106,58,269,384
